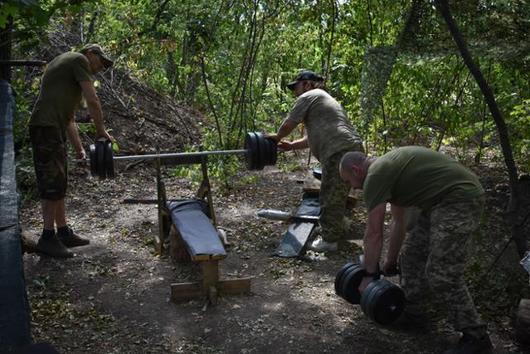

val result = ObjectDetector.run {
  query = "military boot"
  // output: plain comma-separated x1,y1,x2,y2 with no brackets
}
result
37,234,73,258
57,226,90,248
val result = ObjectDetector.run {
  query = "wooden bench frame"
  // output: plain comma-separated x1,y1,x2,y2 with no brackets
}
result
154,154,251,304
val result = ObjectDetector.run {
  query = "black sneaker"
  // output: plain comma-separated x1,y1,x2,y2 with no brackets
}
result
444,333,493,354
37,235,73,258
58,226,90,248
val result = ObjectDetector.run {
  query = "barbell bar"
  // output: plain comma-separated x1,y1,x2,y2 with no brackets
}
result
87,131,278,179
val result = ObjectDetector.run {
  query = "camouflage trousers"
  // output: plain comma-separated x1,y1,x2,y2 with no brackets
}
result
400,196,487,335
30,126,68,200
319,149,358,243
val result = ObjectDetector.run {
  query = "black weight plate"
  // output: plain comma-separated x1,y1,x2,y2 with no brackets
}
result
335,262,355,296
340,264,365,304
360,278,378,319
361,279,405,325
261,134,270,167
89,144,97,176
262,133,273,167
254,132,265,170
372,282,405,325
244,133,254,170
104,141,115,178
245,132,259,170
265,136,277,166
251,132,260,170
268,137,277,165
96,141,106,180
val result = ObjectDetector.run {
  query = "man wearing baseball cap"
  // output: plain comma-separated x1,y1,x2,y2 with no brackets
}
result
268,70,364,252
29,44,114,258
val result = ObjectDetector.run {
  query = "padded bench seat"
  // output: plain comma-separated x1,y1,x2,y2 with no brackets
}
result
167,200,226,261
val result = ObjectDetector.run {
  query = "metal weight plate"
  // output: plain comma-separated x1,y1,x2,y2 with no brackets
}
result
104,141,115,178
96,141,106,179
89,144,97,176
360,279,405,325
340,264,366,304
335,262,355,296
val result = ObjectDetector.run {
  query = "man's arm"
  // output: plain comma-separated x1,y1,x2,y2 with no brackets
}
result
362,203,386,275
383,204,406,274
79,81,113,141
278,135,309,151
66,115,86,160
268,119,298,143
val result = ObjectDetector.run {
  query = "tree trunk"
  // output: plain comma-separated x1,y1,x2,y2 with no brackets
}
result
435,0,527,257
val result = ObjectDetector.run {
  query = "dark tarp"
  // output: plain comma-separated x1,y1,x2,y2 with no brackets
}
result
0,80,32,351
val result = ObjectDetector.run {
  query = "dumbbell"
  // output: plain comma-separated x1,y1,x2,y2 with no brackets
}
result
87,132,278,179
335,263,405,325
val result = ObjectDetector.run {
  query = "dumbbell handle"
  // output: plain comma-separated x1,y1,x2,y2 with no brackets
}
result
357,255,400,276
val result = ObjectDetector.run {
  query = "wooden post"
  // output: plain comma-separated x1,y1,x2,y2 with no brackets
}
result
155,149,165,254
200,156,217,226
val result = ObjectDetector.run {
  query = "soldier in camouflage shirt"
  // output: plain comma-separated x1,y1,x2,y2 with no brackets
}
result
268,70,363,252
339,146,492,354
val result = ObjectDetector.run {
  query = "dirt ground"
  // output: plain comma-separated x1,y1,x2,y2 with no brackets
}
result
19,152,528,354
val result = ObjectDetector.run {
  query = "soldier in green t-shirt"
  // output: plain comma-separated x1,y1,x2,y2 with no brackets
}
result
339,147,492,354
29,44,114,258
268,70,363,252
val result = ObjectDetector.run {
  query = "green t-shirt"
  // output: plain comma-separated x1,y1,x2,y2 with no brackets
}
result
30,51,92,132
363,146,484,211
284,88,362,161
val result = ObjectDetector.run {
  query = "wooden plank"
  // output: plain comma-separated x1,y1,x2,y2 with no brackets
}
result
191,254,226,262
217,278,252,295
170,282,205,302
201,261,219,289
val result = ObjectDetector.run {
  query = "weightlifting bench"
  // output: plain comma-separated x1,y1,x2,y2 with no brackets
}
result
155,155,251,304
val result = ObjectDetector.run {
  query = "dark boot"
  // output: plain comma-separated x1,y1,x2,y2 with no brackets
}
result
444,333,493,354
57,226,90,248
36,234,73,258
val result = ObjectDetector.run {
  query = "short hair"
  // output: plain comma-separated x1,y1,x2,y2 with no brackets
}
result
339,151,367,174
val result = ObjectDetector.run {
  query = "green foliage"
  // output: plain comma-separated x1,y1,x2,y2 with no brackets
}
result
509,99,530,173
8,0,530,183
77,122,96,136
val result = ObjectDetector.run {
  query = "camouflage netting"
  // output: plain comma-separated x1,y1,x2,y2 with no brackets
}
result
356,0,530,320
359,45,397,128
